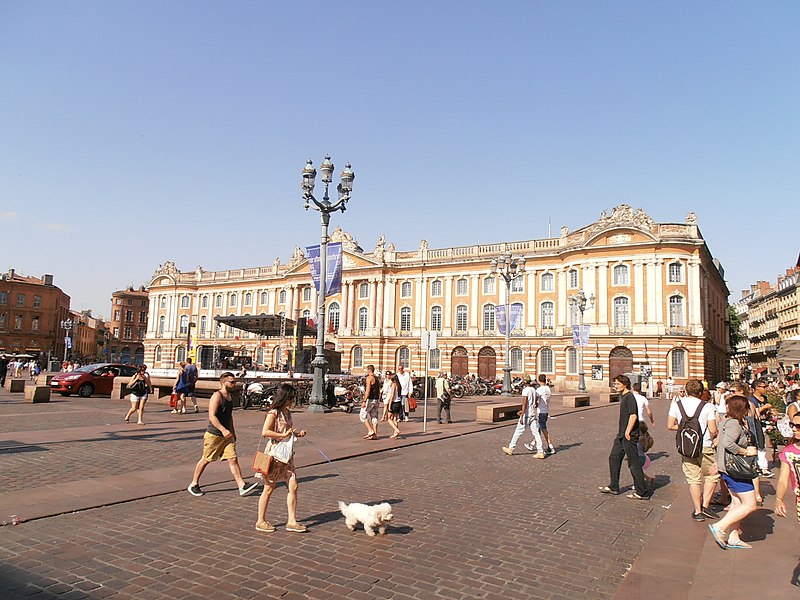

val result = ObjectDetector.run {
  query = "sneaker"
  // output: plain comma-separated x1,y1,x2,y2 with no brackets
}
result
180,408,186,414
187,484,204,497
194,405,199,413
701,506,719,520
691,511,706,522
547,447,556,455
523,442,536,452
171,409,178,414
534,453,546,459
626,492,649,500
502,446,514,456
239,481,260,496
760,469,775,479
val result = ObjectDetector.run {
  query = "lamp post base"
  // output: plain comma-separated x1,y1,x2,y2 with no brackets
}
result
307,359,328,413
578,372,587,392
500,366,513,396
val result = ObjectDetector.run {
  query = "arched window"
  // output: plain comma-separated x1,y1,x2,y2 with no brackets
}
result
568,269,579,289
539,347,554,373
567,347,578,374
176,346,186,363
400,307,412,331
215,294,223,308
256,346,264,365
483,304,496,331
569,303,580,326
400,282,412,298
613,264,629,285
158,315,165,335
511,274,524,293
359,283,369,299
279,290,287,304
179,315,189,334
358,307,369,331
230,293,237,306
431,280,443,296
352,346,363,368
260,291,268,304
244,292,252,306
510,347,523,371
669,295,684,327
456,278,468,296
671,348,687,378
154,345,162,362
328,302,340,332
668,262,683,283
613,297,630,328
201,295,208,308
456,305,468,331
540,301,554,328
200,315,207,335
429,348,441,370
398,346,410,368
541,273,554,291
160,297,167,309
181,295,190,308
303,287,311,302
430,306,442,331
483,277,496,294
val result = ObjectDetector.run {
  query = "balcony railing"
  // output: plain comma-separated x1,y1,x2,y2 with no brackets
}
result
666,326,690,336
609,326,633,336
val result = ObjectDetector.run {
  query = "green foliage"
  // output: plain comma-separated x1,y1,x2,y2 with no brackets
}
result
728,305,744,349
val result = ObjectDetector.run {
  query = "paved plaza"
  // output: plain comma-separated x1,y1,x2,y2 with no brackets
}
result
1,384,798,599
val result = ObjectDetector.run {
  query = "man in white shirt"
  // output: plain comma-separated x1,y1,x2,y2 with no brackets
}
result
667,379,719,522
632,382,654,425
502,379,544,458
396,365,413,421
714,382,729,419
530,374,556,455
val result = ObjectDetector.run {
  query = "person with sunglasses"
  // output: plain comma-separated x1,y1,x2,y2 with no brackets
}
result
748,378,774,478
775,414,800,526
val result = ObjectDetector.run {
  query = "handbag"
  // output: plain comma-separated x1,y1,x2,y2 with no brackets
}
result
267,434,296,464
252,439,273,475
169,392,178,408
408,396,417,411
724,450,758,480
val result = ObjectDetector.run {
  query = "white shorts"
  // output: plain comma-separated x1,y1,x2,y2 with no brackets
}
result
130,393,148,403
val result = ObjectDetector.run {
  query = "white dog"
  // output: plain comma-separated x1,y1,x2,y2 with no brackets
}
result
338,501,393,537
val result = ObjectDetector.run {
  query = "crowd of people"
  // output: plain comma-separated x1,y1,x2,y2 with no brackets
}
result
0,356,43,385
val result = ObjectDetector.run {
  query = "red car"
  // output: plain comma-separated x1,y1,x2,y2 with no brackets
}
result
50,363,138,397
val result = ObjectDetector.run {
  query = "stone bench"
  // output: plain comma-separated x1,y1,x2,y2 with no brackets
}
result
5,378,25,393
112,377,233,402
597,393,620,403
562,395,591,408
476,402,520,423
25,385,51,403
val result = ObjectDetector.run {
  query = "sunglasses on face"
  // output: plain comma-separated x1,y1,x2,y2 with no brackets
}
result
791,423,800,430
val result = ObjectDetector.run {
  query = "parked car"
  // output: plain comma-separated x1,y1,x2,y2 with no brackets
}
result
50,363,138,397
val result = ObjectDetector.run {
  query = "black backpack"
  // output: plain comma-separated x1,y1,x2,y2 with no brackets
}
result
675,400,705,458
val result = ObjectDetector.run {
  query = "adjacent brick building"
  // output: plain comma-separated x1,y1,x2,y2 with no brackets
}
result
108,287,149,365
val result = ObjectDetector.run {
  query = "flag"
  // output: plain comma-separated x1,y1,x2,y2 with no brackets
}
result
496,303,522,335
572,324,591,347
307,242,343,297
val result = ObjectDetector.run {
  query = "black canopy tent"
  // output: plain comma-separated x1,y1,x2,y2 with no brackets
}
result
213,314,317,338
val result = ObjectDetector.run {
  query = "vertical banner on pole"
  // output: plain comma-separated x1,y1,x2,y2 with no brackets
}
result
572,324,591,346
307,242,343,297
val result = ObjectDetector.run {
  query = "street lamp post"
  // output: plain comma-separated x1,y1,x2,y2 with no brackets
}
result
568,290,595,392
60,319,74,363
490,253,525,396
302,156,355,412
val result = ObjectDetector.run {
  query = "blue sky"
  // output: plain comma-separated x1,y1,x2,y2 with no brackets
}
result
1,1,798,316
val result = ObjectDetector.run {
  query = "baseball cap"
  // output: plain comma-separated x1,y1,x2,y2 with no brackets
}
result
715,381,728,390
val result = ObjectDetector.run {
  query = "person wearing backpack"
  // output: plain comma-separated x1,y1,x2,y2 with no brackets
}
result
667,378,719,522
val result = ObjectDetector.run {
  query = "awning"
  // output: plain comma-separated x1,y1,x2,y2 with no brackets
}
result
753,367,767,375
214,315,317,338
777,335,800,362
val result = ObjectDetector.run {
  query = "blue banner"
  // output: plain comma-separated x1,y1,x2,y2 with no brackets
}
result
496,303,523,335
572,324,591,347
307,242,343,297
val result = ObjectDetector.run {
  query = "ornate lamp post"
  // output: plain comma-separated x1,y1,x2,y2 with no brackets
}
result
302,156,355,412
568,290,595,392
60,319,74,363
490,253,525,395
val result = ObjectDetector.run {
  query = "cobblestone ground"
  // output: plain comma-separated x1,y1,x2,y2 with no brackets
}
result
0,391,683,600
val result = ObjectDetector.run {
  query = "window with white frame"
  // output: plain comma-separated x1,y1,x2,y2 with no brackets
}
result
181,295,190,308
160,297,167,309
200,315,207,335
358,307,368,331
668,262,683,283
613,297,630,328
17,294,24,306
34,295,41,308
541,272,554,291
201,295,208,308
359,283,369,299
179,315,189,334
15,315,23,329
176,346,186,363
124,326,132,339
244,292,252,306
260,291,268,305
613,264,629,285
568,269,579,289
0,313,5,328
483,304,496,331
398,347,410,368
303,287,311,302
540,301,554,328
215,295,222,308
483,277,496,294
400,282,412,298
671,348,687,378
569,303,580,326
510,347,523,371
431,280,443,296
0,292,6,305
511,274,524,293
154,345,162,362
429,348,441,370
328,302,340,332
279,290,286,304
400,307,412,331
456,305,468,331
567,347,578,374
669,295,684,327
456,278,468,296
539,347,554,373
352,346,363,368
430,306,442,331
158,316,165,335
230,293,237,306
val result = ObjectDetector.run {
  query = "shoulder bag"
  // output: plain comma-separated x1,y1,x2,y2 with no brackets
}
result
722,420,758,480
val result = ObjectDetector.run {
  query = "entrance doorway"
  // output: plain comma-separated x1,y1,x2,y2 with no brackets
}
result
609,346,634,385
450,346,468,377
478,346,497,380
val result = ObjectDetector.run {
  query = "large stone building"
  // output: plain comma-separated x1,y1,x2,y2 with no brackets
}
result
0,269,71,361
144,205,729,389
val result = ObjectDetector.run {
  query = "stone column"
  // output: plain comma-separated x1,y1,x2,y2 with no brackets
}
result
369,279,378,330
654,260,664,326
645,261,657,324
557,268,567,327
582,264,597,325
688,259,702,328
596,263,608,326
443,276,454,330
469,274,480,332
376,279,385,335
633,260,645,324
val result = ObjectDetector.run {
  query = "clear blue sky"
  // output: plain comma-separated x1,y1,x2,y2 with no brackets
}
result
1,1,798,316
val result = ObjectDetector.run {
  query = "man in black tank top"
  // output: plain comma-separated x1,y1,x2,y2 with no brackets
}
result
187,372,260,497
360,365,381,440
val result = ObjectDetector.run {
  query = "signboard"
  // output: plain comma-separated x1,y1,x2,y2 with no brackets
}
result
65,336,72,349
307,242,343,297
421,330,438,351
639,364,652,377
591,365,604,380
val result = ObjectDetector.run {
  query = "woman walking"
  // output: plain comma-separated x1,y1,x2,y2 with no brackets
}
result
381,373,402,439
255,383,308,533
709,395,759,549
124,365,153,425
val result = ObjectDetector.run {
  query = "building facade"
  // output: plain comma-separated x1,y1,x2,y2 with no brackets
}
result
0,269,71,360
108,287,149,365
144,205,729,390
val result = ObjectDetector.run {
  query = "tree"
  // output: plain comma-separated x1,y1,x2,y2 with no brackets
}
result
728,305,744,350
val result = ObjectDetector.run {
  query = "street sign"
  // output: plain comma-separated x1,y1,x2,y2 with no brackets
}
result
420,330,438,351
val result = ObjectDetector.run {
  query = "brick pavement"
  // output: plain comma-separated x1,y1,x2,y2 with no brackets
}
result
1,386,799,599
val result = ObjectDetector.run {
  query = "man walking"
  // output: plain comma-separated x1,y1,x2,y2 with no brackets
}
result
396,364,413,421
187,372,260,497
360,365,381,439
183,357,200,413
632,382,655,426
667,378,719,521
435,372,452,424
599,375,649,499
503,378,545,458
749,378,774,478
530,374,556,455
0,356,8,388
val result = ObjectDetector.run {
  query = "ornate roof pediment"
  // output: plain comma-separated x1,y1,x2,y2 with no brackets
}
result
569,204,658,247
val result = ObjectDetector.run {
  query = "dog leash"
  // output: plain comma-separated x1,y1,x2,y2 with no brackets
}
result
300,438,361,496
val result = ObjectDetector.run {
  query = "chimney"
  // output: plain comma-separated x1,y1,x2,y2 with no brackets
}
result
43,274,54,286
8,268,15,279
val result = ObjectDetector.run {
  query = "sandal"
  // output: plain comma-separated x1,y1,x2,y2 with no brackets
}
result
285,523,307,533
708,525,728,550
255,521,276,533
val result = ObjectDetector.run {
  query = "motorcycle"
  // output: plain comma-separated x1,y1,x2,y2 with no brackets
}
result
241,380,280,411
325,380,356,413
